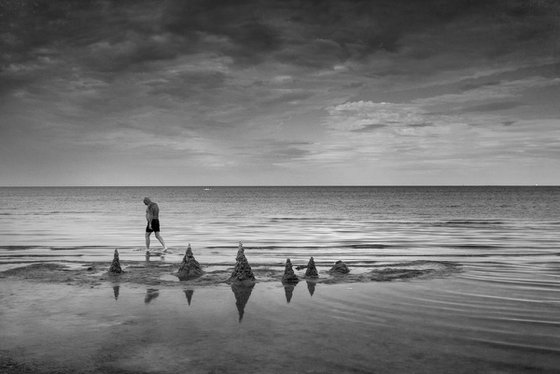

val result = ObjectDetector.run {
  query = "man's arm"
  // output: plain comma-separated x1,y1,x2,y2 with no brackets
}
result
146,205,154,228
147,203,159,228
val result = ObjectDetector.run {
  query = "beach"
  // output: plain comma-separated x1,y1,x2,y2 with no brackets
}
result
4,0,560,371
1,186,560,373
1,249,559,374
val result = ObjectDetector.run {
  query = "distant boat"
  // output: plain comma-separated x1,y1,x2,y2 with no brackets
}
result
203,188,211,191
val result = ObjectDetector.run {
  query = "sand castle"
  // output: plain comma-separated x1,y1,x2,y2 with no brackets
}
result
281,258,299,303
230,242,255,283
228,242,255,321
304,256,319,278
329,260,349,274
101,243,454,292
109,249,123,274
282,258,299,284
177,244,204,281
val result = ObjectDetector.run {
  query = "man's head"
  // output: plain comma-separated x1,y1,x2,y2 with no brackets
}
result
143,197,152,205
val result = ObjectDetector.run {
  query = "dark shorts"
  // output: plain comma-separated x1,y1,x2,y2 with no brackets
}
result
146,219,161,233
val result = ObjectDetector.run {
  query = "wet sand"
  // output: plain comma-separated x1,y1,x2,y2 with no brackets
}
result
1,258,559,374
0,256,460,287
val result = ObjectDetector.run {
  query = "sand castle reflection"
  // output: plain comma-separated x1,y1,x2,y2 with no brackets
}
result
184,289,194,306
283,282,297,303
113,285,120,300
306,281,316,297
231,283,254,322
144,288,159,304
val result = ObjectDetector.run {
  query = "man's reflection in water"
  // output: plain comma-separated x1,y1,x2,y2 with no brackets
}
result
144,288,159,304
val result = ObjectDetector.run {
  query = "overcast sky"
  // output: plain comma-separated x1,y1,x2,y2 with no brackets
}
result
1,0,559,186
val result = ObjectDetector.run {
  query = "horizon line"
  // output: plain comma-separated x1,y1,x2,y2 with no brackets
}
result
0,184,556,188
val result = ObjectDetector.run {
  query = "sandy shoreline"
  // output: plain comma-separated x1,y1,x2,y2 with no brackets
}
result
0,257,461,288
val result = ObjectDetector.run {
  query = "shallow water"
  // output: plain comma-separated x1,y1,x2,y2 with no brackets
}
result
1,268,559,374
1,186,559,373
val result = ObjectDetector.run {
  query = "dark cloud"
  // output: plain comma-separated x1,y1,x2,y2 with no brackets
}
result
276,38,345,68
82,35,185,74
1,1,121,64
231,138,313,162
261,90,314,105
351,124,387,133
269,146,310,160
148,71,227,97
459,80,502,92
3,0,559,78
407,123,433,128
463,101,523,112
161,0,283,65
458,62,560,93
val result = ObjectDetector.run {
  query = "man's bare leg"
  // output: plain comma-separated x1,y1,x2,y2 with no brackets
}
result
155,232,167,251
145,232,151,252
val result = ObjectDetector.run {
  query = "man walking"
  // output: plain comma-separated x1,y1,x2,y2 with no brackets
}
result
143,197,167,254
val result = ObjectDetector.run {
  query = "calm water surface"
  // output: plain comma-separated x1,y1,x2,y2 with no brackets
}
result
1,186,559,373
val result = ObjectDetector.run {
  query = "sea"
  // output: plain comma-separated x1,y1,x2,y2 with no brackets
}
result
1,186,559,264
1,186,559,373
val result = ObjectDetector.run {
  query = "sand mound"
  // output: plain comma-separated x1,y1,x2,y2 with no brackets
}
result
229,242,255,284
177,244,204,281
282,258,299,284
329,260,350,274
304,257,319,278
109,249,123,274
